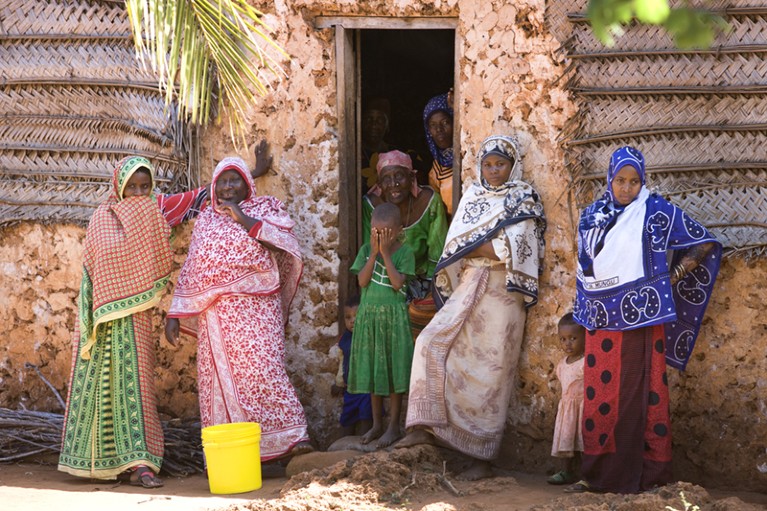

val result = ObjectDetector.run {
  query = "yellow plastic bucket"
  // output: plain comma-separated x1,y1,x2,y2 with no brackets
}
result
201,422,262,494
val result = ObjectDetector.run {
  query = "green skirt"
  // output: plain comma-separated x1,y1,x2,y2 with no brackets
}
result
348,302,413,395
58,312,164,479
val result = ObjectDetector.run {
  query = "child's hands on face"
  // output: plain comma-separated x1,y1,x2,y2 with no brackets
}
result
370,227,380,255
378,227,395,256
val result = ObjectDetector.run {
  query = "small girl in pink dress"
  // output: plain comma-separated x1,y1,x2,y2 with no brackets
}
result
547,313,585,485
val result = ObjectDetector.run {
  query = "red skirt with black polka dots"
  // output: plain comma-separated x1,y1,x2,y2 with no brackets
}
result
581,324,673,493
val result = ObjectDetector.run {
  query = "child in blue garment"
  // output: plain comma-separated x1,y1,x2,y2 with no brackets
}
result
331,294,373,436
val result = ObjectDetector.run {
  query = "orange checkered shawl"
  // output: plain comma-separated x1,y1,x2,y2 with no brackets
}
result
78,157,173,359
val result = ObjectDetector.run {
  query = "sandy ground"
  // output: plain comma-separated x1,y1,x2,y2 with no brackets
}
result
2,448,767,511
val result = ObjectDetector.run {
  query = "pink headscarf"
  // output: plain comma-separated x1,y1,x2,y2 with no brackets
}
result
368,150,420,198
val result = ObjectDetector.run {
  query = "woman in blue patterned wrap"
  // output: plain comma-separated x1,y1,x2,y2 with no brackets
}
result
570,146,721,494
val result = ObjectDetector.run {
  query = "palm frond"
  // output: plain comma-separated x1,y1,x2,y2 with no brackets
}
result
124,0,287,147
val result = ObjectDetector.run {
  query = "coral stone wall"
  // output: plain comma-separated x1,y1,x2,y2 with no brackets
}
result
1,0,765,491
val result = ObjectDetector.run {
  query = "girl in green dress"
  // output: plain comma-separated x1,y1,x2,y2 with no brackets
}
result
348,202,415,449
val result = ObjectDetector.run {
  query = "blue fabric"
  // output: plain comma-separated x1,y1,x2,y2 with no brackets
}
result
340,391,373,428
574,193,721,371
578,146,646,277
423,93,454,168
338,330,372,427
338,330,353,383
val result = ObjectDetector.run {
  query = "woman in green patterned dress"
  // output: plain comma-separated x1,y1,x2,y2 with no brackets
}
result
362,150,448,335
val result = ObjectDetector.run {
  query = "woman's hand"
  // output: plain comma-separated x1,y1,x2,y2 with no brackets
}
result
217,201,260,231
464,241,499,260
252,139,273,179
165,317,180,346
670,242,715,285
330,383,345,397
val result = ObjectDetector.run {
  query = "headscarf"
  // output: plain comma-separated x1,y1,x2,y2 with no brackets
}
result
210,156,254,210
423,93,454,168
367,150,419,198
435,135,546,307
475,134,524,191
79,156,173,359
578,146,646,277
112,155,158,200
169,157,303,327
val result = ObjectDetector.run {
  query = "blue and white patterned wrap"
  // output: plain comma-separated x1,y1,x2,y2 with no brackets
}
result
574,192,721,371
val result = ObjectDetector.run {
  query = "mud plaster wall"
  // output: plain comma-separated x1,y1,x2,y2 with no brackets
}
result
1,0,766,491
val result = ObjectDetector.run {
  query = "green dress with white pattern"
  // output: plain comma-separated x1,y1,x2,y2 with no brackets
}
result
348,242,415,396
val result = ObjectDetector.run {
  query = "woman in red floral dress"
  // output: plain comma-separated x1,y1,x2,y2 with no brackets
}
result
165,156,310,460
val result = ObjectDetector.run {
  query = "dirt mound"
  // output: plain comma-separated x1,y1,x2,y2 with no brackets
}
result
283,445,448,501
221,447,763,511
530,481,764,511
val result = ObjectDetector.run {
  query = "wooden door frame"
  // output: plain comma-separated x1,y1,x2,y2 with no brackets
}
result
317,16,461,332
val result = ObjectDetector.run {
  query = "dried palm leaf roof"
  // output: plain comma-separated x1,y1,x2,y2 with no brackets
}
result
0,0,198,226
547,0,767,256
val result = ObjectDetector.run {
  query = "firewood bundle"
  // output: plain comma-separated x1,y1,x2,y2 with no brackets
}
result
0,408,204,476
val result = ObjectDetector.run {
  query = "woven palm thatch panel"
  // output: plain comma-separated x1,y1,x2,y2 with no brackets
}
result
544,0,756,47
573,54,767,89
0,151,185,186
0,0,197,226
576,161,767,204
576,95,767,136
1,40,160,83
1,85,174,133
570,14,767,53
1,0,129,35
548,2,767,255
571,131,767,177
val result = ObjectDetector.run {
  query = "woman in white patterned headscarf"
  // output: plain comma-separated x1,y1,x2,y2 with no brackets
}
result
397,135,546,480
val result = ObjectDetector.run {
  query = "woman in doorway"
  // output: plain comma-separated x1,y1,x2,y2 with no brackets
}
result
571,146,720,493
165,157,311,461
396,135,546,480
362,150,448,305
360,98,393,196
423,91,455,215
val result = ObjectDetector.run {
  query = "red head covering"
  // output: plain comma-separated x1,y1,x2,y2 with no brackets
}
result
370,150,419,198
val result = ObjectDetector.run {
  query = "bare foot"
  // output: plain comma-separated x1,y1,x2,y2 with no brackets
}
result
360,424,383,444
290,441,314,456
393,429,435,449
456,460,493,481
375,426,402,449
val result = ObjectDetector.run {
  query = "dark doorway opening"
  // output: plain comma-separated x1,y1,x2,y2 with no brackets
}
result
360,29,455,188
327,19,459,331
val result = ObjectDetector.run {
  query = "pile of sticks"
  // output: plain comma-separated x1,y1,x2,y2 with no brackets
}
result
0,364,204,476
0,408,204,476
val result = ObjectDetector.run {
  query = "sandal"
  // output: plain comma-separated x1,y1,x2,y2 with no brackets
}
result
130,465,164,488
547,470,576,485
564,479,592,493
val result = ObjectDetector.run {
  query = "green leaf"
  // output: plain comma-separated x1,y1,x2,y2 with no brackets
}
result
124,0,287,147
633,0,670,24
587,0,728,50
